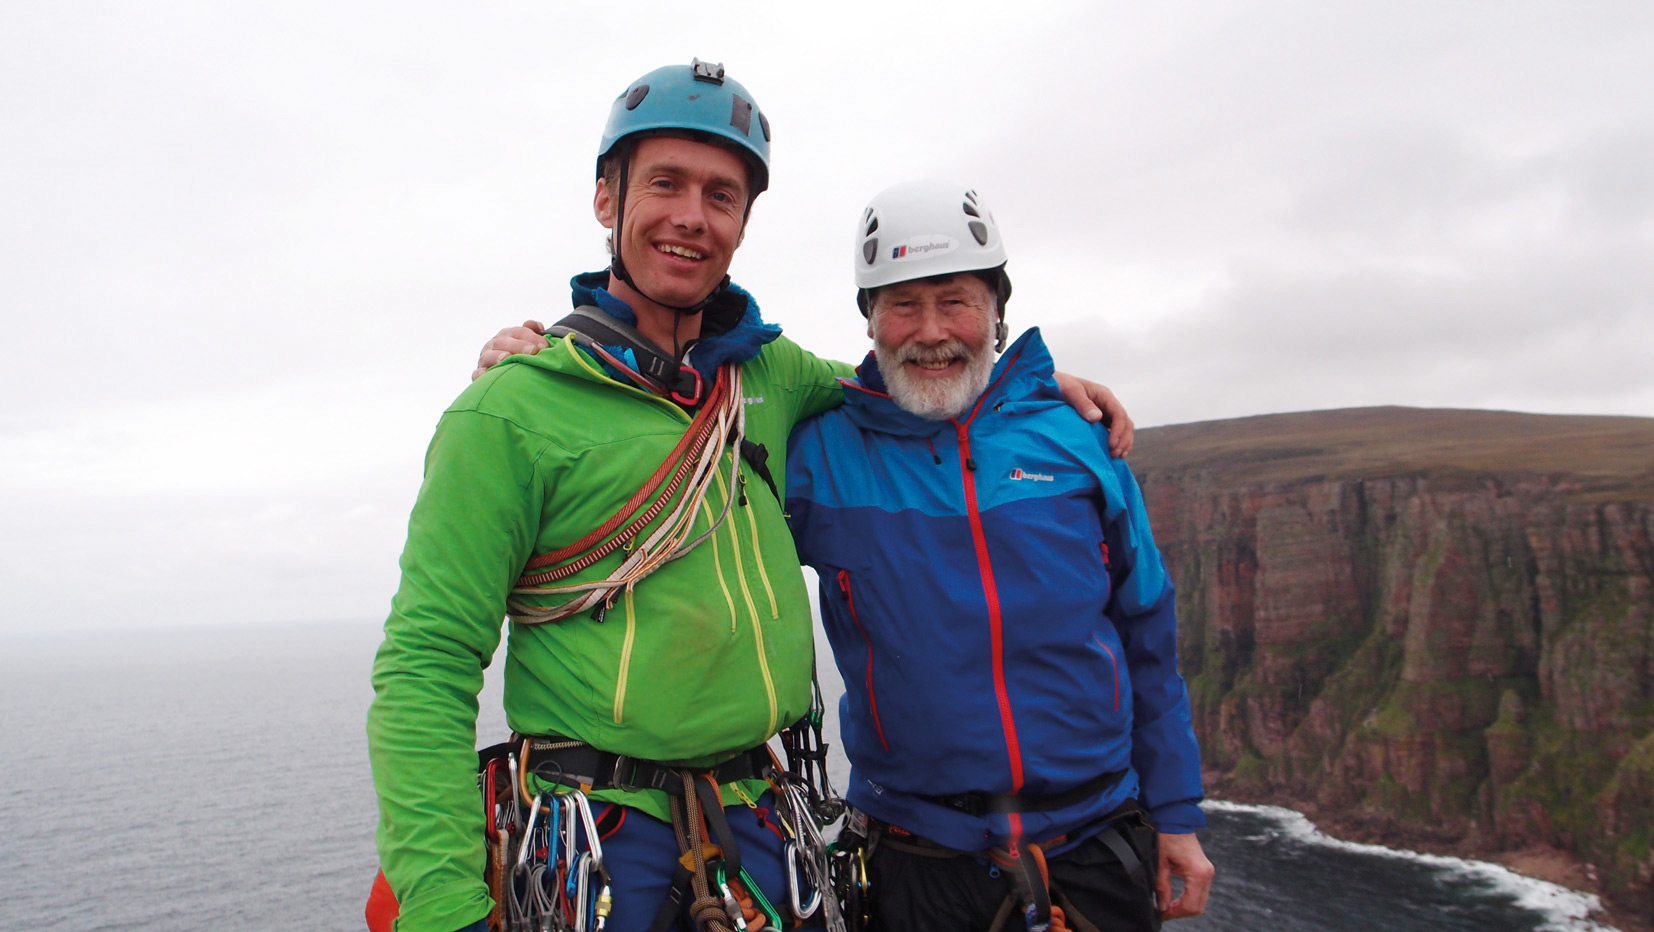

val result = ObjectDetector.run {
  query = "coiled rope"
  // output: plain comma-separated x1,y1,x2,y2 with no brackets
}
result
507,363,745,625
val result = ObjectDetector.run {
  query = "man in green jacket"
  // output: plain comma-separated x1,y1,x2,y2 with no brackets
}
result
370,59,1131,932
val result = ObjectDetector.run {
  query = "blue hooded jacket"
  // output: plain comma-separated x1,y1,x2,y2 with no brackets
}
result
785,328,1204,851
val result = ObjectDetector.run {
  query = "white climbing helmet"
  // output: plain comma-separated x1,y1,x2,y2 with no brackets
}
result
854,178,1007,287
853,179,1012,348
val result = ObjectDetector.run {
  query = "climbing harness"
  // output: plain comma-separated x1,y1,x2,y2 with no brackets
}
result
477,741,616,932
919,768,1126,818
474,732,848,932
546,306,708,404
850,801,1154,932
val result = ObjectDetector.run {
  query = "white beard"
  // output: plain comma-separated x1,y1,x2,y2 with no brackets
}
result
875,336,997,421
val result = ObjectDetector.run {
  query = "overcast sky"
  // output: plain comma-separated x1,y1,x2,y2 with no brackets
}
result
2,0,1650,632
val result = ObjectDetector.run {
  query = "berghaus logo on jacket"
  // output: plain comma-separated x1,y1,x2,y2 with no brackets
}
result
1009,467,1055,482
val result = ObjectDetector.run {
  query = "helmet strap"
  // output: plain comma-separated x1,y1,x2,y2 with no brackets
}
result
606,138,747,325
992,268,1012,352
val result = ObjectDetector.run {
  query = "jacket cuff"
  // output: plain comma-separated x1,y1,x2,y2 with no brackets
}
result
1147,799,1207,834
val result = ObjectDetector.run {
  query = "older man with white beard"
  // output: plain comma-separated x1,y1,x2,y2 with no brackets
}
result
783,180,1213,932
863,271,1000,420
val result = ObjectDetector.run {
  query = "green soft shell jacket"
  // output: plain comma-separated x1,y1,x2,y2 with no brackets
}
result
368,333,847,932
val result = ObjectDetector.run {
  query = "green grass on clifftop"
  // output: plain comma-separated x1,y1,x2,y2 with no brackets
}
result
1132,407,1654,502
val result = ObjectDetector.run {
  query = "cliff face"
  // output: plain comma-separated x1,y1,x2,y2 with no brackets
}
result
1131,408,1654,916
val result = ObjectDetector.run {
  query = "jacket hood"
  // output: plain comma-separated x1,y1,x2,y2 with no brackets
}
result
569,271,782,384
841,327,1064,436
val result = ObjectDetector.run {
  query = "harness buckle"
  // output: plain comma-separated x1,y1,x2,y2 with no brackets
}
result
644,765,678,792
670,366,704,406
609,754,633,790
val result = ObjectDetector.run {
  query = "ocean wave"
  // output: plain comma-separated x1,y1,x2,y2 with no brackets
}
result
1201,800,1617,932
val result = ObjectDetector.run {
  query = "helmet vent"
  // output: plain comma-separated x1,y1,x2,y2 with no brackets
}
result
730,95,753,135
862,239,879,265
962,201,980,218
759,112,771,142
865,216,879,236
625,85,650,110
968,220,989,246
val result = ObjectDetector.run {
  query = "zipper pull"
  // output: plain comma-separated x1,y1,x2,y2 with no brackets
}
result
837,569,850,600
738,472,748,506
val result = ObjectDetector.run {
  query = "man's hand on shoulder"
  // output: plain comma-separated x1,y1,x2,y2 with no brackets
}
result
472,319,550,381
1155,831,1214,921
1052,371,1135,458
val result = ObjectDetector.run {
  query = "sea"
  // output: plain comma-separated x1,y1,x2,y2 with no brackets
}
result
0,620,1619,932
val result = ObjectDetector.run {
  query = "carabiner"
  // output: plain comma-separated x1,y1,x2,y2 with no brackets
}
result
570,790,606,874
483,759,500,841
517,794,544,868
560,794,578,872
735,865,784,930
507,751,522,824
787,784,824,850
714,862,750,931
785,841,821,919
565,849,592,929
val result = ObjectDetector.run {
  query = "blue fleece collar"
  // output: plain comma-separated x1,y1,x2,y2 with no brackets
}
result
568,271,781,386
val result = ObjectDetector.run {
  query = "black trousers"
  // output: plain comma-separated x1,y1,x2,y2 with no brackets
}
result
864,806,1161,932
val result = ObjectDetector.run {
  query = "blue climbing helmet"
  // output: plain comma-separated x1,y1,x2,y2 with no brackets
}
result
597,58,771,197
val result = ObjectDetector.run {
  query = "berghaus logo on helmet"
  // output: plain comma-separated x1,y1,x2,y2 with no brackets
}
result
890,235,956,260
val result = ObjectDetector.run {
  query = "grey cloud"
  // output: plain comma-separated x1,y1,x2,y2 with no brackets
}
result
1049,223,1652,427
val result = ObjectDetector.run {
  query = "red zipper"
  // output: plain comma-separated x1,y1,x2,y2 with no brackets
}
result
1091,634,1120,710
956,422,1025,795
837,569,889,751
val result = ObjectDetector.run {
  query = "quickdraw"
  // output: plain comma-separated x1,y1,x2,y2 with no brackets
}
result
827,809,873,932
780,675,845,826
769,777,842,932
483,764,613,931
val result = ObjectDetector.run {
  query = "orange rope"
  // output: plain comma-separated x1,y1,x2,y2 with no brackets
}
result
521,368,728,573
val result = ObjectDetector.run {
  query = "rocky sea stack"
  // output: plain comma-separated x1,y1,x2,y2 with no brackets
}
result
1133,407,1654,924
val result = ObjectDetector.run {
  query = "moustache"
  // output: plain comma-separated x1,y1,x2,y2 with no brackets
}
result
898,340,972,365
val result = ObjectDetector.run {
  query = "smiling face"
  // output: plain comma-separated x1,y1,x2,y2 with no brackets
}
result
869,273,999,421
594,134,751,313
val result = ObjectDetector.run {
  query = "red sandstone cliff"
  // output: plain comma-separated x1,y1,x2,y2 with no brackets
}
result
1131,407,1654,921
